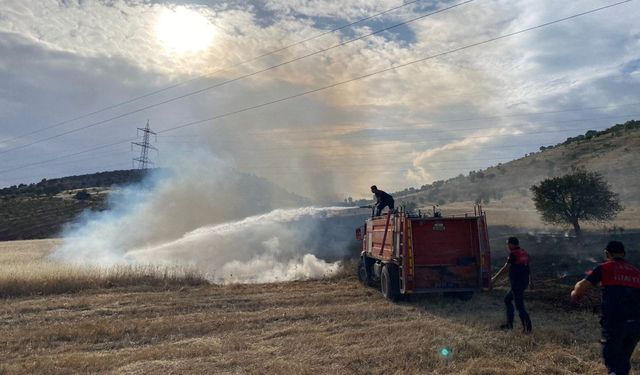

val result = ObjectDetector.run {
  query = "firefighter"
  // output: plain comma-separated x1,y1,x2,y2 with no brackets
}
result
490,236,533,333
571,241,640,375
370,185,394,216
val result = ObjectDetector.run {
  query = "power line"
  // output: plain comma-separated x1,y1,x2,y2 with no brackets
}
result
0,137,138,176
153,1,635,136
1,115,634,178
0,1,634,176
0,134,576,177
155,119,638,156
153,101,640,137
0,125,583,174
1,108,636,175
221,113,640,145
236,144,639,172
0,0,476,157
151,64,635,138
0,0,427,147
2,118,636,187
21,149,129,168
241,160,513,170
1,143,130,167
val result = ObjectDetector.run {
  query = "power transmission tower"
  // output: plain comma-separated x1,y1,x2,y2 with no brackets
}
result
131,120,157,169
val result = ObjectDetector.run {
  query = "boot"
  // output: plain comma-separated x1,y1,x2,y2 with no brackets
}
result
499,322,513,330
522,317,532,333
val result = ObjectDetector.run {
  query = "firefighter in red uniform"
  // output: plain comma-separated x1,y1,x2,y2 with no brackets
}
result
491,237,533,332
572,241,640,375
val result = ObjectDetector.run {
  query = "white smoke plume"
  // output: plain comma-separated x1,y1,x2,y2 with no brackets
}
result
51,151,363,283
125,206,349,283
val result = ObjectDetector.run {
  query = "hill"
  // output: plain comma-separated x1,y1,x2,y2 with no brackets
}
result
0,170,148,240
391,120,640,229
0,169,308,241
0,169,148,198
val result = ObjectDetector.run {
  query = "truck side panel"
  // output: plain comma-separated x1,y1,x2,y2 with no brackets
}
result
360,211,491,295
367,215,395,260
410,218,481,291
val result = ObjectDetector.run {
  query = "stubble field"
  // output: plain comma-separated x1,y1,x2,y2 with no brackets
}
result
0,239,634,374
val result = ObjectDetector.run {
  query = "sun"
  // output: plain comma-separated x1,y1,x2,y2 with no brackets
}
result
155,7,216,54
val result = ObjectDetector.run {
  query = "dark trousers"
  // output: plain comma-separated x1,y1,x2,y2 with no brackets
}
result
602,320,640,375
375,201,394,216
504,287,530,326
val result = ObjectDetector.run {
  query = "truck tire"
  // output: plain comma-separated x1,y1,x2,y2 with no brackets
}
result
380,264,400,301
358,257,373,286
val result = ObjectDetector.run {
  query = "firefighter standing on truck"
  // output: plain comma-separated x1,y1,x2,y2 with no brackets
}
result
490,236,533,333
370,185,394,216
571,241,640,375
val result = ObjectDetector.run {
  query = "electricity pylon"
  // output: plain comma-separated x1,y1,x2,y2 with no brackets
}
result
132,120,157,169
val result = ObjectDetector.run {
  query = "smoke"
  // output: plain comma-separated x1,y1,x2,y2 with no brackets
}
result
124,206,351,283
51,151,363,283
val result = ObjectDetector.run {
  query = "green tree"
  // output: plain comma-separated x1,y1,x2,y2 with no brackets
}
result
531,169,622,237
74,190,91,201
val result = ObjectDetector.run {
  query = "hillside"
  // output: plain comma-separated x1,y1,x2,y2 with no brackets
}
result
391,120,640,229
0,169,148,198
0,169,308,241
0,192,107,240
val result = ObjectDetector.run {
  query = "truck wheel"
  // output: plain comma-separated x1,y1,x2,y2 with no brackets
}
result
381,264,400,301
358,258,373,286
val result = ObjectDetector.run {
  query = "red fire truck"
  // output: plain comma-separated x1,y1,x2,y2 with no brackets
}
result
355,206,491,300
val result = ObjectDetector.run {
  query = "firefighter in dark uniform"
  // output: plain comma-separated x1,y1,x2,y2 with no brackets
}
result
571,241,640,375
370,185,394,216
490,236,533,332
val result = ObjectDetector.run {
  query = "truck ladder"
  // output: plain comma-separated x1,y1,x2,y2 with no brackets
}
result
378,211,393,256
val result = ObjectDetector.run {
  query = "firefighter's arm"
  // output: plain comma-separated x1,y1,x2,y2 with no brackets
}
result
571,279,592,303
491,262,510,285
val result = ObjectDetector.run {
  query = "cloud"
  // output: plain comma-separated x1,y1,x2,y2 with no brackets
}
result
262,0,411,21
0,0,638,198
407,126,517,182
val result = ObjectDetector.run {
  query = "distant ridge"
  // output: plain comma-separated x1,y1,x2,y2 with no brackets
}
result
0,169,148,198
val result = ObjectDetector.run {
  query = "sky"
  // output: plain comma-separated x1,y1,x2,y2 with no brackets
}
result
0,0,639,201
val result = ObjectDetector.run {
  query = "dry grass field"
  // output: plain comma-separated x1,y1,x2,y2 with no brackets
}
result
0,240,635,374
0,240,207,299
439,197,640,231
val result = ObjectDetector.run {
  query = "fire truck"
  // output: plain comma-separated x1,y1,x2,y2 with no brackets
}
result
355,206,491,300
